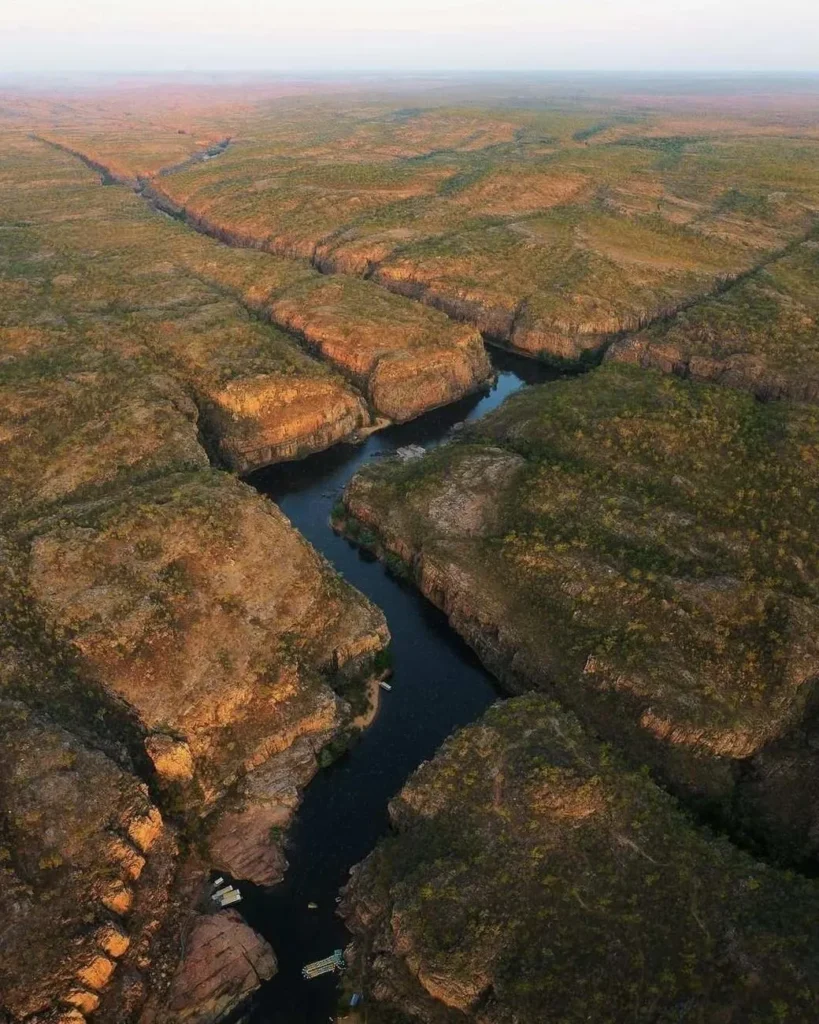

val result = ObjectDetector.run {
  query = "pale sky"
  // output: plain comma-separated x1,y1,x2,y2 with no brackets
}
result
1,0,817,75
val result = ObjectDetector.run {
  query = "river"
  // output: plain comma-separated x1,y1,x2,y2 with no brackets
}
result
236,348,562,1023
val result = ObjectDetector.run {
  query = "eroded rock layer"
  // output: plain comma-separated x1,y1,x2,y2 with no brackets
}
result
92,96,819,373
340,363,819,863
0,128,390,1023
0,700,169,1024
342,696,819,1023
607,239,819,402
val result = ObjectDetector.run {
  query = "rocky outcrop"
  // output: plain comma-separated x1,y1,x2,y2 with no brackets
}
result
341,696,819,1023
0,130,396,1024
340,363,819,864
606,240,819,404
607,331,819,403
0,700,173,1024
138,183,496,424
25,472,388,810
369,265,631,366
207,734,332,885
197,373,370,473
161,910,276,1024
369,268,521,346
268,277,494,422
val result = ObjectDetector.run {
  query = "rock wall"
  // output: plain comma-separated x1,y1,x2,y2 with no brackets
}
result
339,364,819,864
341,697,819,1023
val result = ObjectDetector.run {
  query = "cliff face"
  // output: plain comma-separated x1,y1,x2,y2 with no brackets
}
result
132,104,819,374
155,911,277,1024
197,373,369,473
24,472,387,809
267,276,493,422
606,240,819,404
368,212,754,367
340,363,819,864
0,130,391,1024
142,184,495,422
0,700,172,1024
1,134,374,483
341,696,819,1023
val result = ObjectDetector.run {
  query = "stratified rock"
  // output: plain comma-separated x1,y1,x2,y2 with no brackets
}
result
607,240,819,403
341,363,819,862
199,372,369,473
25,472,388,809
207,735,329,885
0,700,173,1022
0,132,372,482
342,696,819,1023
268,276,493,422
163,910,276,1024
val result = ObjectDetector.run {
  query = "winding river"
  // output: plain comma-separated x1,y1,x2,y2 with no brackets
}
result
238,349,561,1023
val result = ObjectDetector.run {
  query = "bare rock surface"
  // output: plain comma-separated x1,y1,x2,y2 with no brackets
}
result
207,734,330,885
25,473,387,809
163,910,276,1024
0,700,173,1023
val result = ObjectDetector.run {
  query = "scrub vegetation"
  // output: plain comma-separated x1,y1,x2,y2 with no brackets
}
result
92,92,819,375
2,75,819,1024
342,363,819,862
343,696,819,1024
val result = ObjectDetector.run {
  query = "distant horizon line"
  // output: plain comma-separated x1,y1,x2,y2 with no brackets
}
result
3,68,819,81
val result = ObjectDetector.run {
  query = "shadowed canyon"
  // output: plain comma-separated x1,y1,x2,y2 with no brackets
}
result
2,73,819,1024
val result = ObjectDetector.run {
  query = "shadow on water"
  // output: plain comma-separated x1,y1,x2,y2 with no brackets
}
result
238,350,563,1023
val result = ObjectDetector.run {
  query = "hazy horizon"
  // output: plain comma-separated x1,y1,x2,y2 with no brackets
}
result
2,0,817,76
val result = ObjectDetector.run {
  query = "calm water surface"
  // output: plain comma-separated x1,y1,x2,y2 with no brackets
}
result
237,350,561,1023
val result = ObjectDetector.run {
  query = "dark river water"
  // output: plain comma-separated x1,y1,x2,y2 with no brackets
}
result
238,349,561,1023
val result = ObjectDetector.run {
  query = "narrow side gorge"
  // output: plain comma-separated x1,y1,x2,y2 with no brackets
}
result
3,79,819,1024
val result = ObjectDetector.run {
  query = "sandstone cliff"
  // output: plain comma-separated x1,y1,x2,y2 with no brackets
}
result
342,696,819,1023
340,363,819,864
23,472,387,810
154,910,276,1024
268,276,492,422
0,130,391,1024
606,240,819,404
0,699,171,1024
142,185,495,422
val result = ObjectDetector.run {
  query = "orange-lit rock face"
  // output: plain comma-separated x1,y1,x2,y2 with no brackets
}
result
3,77,819,1024
200,372,370,472
26,474,387,808
64,989,101,1014
0,701,171,1021
0,126,395,1024
146,735,196,783
85,90,819,375
268,276,493,420
77,955,116,992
